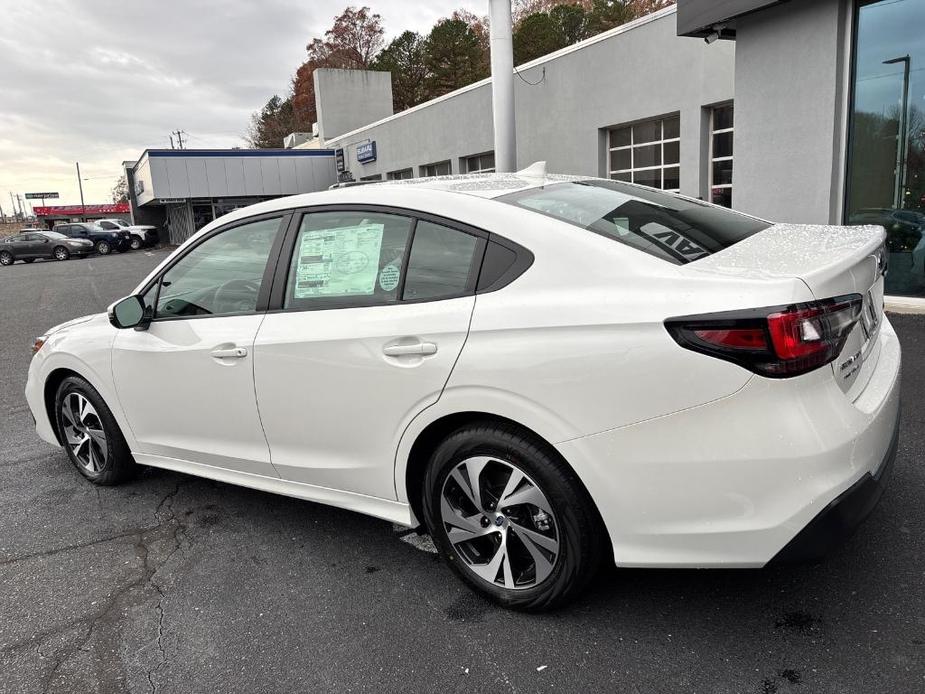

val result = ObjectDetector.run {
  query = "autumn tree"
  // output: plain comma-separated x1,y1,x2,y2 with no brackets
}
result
371,31,429,113
425,18,488,99
306,6,385,68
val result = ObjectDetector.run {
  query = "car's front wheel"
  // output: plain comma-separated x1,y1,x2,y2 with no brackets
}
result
422,424,603,611
129,237,142,250
0,251,14,265
96,240,111,255
53,246,69,261
54,376,135,485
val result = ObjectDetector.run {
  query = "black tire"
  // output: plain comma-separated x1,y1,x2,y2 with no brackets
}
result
54,376,136,485
23,258,35,263
129,237,142,250
422,423,604,611
96,240,111,255
53,246,70,261
0,251,14,265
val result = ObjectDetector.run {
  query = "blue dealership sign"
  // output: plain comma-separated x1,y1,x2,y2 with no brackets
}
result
357,141,377,164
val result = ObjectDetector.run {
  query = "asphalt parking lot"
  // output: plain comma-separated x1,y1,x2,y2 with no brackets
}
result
1,249,923,694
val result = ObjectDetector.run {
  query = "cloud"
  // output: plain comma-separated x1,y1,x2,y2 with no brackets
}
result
0,0,482,208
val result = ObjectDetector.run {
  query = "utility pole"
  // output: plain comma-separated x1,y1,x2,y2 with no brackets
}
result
76,162,86,216
16,194,26,219
172,130,186,149
169,133,175,149
489,0,516,172
9,192,18,222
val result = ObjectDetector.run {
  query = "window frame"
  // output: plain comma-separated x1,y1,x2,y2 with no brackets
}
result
137,211,291,324
607,115,681,192
420,160,452,177
709,103,734,208
266,204,532,314
386,168,414,181
462,152,496,174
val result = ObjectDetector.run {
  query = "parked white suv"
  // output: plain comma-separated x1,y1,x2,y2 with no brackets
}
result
97,218,158,250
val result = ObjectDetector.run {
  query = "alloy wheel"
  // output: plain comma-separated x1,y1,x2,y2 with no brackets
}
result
54,247,68,260
440,456,560,590
61,392,108,473
0,252,12,265
97,241,110,255
130,238,142,250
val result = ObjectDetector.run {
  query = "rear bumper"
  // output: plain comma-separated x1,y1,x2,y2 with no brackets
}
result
556,317,902,568
768,412,898,564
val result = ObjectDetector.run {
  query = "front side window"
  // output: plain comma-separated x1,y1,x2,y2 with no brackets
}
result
500,180,769,265
608,115,680,192
99,221,117,230
155,217,281,318
284,211,413,309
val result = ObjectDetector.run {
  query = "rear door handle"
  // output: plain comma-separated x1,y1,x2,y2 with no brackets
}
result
383,342,437,357
211,346,248,359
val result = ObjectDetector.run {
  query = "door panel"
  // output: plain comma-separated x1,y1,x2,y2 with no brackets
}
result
110,215,285,475
112,315,272,474
253,297,475,497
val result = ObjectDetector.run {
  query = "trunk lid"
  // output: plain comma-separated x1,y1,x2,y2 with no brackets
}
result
691,223,887,397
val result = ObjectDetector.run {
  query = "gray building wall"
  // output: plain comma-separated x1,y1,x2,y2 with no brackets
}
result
314,68,393,142
732,0,851,224
327,8,735,200
133,150,337,205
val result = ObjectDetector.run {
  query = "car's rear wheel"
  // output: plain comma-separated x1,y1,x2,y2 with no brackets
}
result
1,251,15,265
129,237,142,250
54,376,135,485
53,246,69,261
422,423,603,611
96,240,111,255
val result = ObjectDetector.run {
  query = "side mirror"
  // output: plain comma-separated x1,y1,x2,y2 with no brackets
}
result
108,295,150,330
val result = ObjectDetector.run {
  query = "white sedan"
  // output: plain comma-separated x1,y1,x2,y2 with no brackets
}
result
25,170,901,610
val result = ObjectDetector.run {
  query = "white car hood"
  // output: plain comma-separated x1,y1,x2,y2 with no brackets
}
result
45,312,106,336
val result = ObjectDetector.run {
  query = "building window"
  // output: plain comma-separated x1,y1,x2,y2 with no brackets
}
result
608,115,680,191
387,169,413,181
846,0,925,298
360,174,383,181
420,160,452,177
710,104,734,208
462,152,495,174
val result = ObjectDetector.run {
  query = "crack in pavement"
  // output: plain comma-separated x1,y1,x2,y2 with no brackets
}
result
23,479,192,694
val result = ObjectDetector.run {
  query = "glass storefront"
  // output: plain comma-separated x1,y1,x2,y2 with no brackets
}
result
846,0,925,297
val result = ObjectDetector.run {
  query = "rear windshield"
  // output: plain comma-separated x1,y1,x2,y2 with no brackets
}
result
498,180,771,265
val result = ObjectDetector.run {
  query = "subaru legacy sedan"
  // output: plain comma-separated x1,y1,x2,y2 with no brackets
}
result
25,170,900,610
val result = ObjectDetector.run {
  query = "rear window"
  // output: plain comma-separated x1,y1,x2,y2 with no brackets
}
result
498,180,770,265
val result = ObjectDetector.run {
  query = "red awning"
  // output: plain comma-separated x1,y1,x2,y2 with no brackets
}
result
34,202,130,216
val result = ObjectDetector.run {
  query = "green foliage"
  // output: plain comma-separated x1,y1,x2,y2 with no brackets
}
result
371,31,429,112
425,19,489,99
246,95,298,149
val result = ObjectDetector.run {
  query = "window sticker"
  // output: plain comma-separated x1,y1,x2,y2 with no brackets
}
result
293,224,385,298
378,264,400,292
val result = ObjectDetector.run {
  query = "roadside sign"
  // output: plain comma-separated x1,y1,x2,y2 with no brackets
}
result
25,192,59,199
357,141,377,164
335,148,345,173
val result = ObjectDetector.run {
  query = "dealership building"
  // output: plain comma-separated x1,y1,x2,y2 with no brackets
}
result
125,0,924,303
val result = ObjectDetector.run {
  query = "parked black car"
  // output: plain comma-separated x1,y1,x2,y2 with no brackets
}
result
54,222,132,255
0,230,95,265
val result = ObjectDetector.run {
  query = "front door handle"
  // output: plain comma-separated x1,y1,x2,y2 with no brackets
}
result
211,346,248,359
383,342,438,357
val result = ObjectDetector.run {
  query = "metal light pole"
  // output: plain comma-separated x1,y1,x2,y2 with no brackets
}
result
489,0,516,172
883,55,911,209
76,161,86,217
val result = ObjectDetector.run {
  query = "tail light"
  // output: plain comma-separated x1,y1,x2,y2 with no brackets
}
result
665,295,863,378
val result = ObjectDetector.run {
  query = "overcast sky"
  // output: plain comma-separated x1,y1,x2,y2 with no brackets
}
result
0,0,482,210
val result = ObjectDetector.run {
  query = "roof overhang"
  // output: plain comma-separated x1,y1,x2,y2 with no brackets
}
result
676,0,790,39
